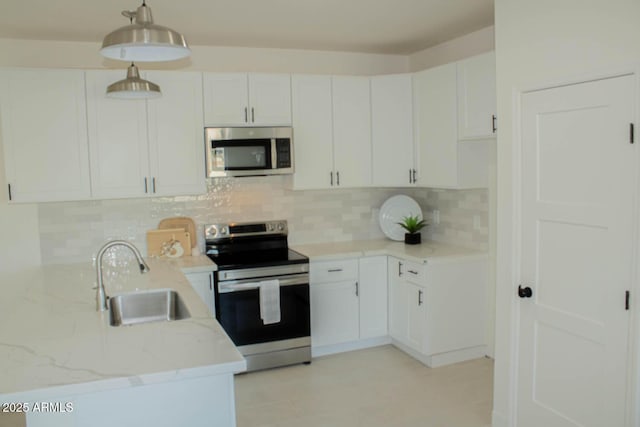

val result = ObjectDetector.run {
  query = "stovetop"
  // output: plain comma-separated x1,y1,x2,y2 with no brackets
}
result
207,248,308,271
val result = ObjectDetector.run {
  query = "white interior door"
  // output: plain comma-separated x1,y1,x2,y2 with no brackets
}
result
517,75,635,427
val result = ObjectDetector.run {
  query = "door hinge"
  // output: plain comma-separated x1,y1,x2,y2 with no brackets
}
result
630,123,634,144
625,290,630,310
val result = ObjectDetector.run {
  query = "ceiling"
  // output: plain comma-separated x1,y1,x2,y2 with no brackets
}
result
0,0,494,55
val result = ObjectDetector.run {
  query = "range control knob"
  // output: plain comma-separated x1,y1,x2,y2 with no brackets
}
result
220,227,229,235
207,226,218,237
267,223,275,232
277,222,285,231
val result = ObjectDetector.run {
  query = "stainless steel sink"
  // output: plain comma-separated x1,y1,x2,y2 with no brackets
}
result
109,289,191,327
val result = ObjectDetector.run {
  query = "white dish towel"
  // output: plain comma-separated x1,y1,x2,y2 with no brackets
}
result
259,279,281,325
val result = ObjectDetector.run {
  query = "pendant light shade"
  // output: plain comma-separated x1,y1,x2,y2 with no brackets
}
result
100,1,190,62
106,63,161,99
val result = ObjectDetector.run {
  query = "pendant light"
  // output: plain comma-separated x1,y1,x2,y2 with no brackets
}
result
100,1,190,62
106,63,161,99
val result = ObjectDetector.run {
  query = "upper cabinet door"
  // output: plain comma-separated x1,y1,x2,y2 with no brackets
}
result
86,70,149,199
414,63,459,188
248,73,292,126
332,76,372,188
371,74,414,187
0,68,91,202
147,71,206,197
457,52,497,140
203,73,249,126
291,75,334,190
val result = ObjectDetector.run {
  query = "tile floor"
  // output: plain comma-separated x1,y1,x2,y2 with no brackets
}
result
235,345,493,427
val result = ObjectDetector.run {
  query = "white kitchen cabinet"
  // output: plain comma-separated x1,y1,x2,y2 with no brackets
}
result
292,75,372,190
291,75,334,190
87,70,205,199
184,271,215,316
0,68,91,202
203,73,291,126
371,74,415,187
311,280,360,347
332,76,372,188
413,62,490,189
358,256,388,339
388,255,487,367
388,257,426,353
147,71,206,197
310,257,388,352
310,259,360,347
457,52,497,140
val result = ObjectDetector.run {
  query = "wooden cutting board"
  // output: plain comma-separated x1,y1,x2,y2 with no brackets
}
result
158,217,197,249
146,228,192,258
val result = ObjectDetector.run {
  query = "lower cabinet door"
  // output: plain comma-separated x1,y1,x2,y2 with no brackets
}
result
311,280,359,347
406,282,426,352
358,256,388,339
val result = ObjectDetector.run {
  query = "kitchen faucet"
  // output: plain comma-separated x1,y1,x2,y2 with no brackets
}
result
95,240,150,311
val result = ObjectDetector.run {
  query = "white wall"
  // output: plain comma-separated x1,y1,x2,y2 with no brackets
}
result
493,1,640,426
409,26,494,72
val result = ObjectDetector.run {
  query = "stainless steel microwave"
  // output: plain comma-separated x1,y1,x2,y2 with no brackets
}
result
205,127,294,178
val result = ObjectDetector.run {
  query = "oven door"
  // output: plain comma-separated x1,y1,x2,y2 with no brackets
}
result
215,274,310,347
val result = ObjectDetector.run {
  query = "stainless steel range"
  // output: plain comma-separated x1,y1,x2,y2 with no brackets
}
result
205,220,311,371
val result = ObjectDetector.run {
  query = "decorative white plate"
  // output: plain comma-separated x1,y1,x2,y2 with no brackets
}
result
378,195,423,241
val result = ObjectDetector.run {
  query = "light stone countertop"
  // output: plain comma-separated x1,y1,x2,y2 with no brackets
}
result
0,256,244,401
292,238,487,264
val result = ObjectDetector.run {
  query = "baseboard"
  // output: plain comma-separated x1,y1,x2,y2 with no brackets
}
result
390,339,488,368
492,410,509,427
311,336,391,357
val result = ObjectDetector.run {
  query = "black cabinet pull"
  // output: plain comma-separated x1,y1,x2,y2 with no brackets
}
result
330,171,334,186
412,169,417,183
492,115,497,133
328,268,343,273
409,169,412,183
251,108,255,123
336,171,340,186
418,289,423,306
408,270,418,275
209,274,213,291
626,290,630,310
144,177,148,193
152,177,156,194
398,262,403,276
7,183,12,201
355,282,359,297
518,285,533,298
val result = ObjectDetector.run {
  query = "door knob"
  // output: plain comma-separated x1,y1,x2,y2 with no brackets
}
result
518,285,533,298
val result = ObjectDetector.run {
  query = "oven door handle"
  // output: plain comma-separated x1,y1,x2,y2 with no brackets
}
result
218,275,308,293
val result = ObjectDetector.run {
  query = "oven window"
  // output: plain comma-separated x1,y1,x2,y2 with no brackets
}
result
216,283,310,346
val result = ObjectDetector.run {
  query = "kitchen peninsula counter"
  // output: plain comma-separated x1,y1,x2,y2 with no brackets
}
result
0,256,244,427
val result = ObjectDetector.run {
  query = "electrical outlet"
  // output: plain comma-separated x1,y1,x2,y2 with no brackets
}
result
432,210,440,225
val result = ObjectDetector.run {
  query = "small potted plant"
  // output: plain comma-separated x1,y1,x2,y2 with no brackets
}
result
397,215,427,245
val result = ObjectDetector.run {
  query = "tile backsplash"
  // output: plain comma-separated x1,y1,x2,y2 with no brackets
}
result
38,176,489,265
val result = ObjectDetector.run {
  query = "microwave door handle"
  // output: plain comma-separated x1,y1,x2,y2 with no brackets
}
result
271,139,277,169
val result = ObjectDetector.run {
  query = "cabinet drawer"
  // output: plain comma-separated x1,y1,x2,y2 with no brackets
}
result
398,259,425,284
311,259,358,283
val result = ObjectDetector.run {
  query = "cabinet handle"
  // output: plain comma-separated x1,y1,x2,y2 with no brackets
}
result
209,274,213,291
355,282,359,297
251,107,255,123
144,177,148,193
330,171,334,186
7,183,12,201
336,171,340,186
408,270,418,275
492,115,497,133
418,289,423,306
244,107,248,123
398,262,403,276
328,268,343,273
412,169,417,183
152,177,156,194
409,169,412,184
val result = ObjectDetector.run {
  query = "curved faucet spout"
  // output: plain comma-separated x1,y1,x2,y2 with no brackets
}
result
96,240,150,311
